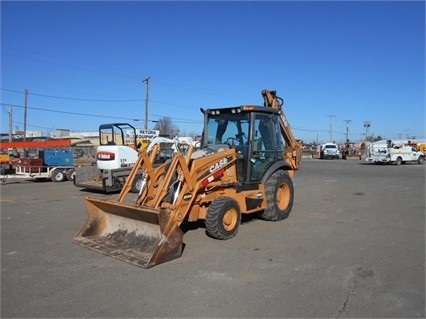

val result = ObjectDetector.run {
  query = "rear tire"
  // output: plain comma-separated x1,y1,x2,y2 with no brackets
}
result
206,197,241,240
418,156,425,165
66,169,75,181
51,169,65,182
396,157,402,165
131,175,143,193
260,170,294,221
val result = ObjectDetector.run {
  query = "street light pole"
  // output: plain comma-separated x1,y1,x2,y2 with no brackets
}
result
142,76,151,130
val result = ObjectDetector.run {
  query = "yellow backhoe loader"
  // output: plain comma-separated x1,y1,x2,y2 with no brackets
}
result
73,89,303,268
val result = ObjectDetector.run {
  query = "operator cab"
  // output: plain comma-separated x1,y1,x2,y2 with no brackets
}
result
202,106,285,182
99,123,137,148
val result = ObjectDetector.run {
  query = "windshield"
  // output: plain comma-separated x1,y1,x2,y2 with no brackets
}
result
206,113,250,147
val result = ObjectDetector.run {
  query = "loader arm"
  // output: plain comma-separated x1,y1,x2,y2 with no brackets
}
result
132,144,239,224
145,145,194,209
118,143,161,202
262,89,303,173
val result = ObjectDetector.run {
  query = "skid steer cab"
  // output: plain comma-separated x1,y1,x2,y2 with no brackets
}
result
73,89,303,268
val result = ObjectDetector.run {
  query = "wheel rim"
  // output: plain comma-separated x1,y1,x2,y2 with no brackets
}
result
276,183,290,210
223,208,238,231
135,180,142,191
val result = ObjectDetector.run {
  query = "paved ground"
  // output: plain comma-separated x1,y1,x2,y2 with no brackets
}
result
1,159,425,318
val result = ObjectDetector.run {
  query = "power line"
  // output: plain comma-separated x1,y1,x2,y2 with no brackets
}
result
0,102,201,125
1,89,354,135
1,88,144,102
1,88,198,110
8,119,57,132
150,113,200,123
3,102,337,134
292,126,329,133
2,103,134,121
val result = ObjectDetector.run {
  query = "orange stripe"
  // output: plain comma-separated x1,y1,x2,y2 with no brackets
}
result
0,139,72,149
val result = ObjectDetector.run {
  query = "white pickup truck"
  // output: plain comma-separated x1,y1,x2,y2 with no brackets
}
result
366,144,424,165
320,143,340,159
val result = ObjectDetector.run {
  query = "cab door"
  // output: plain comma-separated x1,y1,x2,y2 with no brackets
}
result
250,114,282,181
410,147,419,161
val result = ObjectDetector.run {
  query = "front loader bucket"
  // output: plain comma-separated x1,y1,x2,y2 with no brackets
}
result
73,196,184,268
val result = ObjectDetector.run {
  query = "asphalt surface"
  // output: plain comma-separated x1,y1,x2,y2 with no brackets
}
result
1,159,425,318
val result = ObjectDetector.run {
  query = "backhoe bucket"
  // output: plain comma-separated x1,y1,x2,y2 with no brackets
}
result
73,196,184,268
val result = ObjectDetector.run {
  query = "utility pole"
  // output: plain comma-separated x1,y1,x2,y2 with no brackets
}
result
363,121,371,142
142,76,151,130
24,89,28,142
327,114,336,142
8,105,12,142
343,119,351,143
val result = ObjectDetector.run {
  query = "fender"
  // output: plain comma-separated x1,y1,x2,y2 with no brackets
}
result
260,160,292,184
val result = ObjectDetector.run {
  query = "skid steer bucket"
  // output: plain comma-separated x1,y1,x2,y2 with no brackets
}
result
73,196,184,268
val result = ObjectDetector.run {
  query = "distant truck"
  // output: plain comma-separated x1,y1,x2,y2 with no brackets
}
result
366,140,424,165
320,143,340,159
15,149,76,181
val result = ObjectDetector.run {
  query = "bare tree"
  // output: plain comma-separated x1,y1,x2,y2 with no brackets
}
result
180,130,202,140
153,117,180,137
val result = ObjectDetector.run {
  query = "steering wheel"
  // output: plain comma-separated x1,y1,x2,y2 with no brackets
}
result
226,137,240,146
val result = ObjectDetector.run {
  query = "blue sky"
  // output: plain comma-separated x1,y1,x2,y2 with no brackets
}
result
1,1,425,143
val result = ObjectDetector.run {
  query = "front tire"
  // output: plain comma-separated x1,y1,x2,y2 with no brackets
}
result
418,156,425,165
206,197,241,240
260,170,294,221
